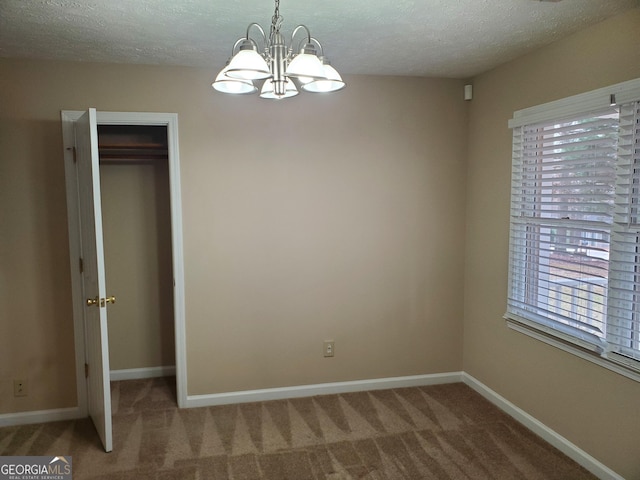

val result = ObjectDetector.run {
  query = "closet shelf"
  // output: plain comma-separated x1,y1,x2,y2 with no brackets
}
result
98,144,168,163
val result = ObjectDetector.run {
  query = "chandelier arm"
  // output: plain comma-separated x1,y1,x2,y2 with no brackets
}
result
245,22,268,52
289,25,312,54
231,37,248,57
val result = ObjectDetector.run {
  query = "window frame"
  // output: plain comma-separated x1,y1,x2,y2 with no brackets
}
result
505,78,640,382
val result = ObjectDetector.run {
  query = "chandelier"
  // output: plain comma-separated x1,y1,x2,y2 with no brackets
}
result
212,0,345,99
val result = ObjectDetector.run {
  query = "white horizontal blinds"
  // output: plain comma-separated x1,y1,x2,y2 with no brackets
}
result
508,107,619,345
507,125,529,319
608,100,640,362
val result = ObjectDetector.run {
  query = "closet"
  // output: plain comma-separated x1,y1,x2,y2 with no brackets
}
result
97,125,175,379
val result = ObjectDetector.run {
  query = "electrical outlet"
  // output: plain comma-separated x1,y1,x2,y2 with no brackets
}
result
13,379,28,397
323,340,335,357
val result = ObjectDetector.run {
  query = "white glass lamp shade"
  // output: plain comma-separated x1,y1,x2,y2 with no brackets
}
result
225,49,271,81
260,78,299,99
302,64,345,93
285,52,326,80
212,70,257,94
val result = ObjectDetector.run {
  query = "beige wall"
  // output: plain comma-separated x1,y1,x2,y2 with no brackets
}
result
464,8,640,479
185,75,467,394
0,96,76,413
101,161,175,371
0,61,467,411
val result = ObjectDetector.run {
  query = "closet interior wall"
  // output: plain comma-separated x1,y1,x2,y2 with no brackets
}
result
97,125,175,375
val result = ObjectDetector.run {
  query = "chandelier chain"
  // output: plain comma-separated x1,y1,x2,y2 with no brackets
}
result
270,0,283,39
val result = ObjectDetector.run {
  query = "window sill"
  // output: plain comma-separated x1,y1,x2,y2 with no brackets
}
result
504,316,640,383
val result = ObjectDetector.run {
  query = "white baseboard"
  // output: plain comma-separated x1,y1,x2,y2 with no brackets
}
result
110,365,176,382
0,370,624,478
186,371,464,408
462,373,622,480
0,407,84,428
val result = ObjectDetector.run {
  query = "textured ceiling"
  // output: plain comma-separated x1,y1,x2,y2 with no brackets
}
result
0,0,638,78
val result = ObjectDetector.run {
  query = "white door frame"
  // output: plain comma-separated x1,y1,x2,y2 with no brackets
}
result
62,110,188,412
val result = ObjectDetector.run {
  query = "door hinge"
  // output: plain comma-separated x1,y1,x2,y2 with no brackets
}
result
85,363,89,378
79,257,84,273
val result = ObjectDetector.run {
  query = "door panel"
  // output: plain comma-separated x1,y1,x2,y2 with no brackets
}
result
76,108,113,452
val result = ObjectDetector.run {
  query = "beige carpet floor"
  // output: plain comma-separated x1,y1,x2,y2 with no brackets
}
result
0,377,597,479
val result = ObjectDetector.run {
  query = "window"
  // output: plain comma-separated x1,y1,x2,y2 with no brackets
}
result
506,78,640,378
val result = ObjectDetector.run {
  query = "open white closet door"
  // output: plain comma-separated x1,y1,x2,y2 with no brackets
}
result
75,108,113,452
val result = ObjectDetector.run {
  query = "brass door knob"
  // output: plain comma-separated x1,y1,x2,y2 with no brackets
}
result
86,297,99,307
